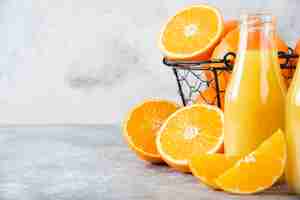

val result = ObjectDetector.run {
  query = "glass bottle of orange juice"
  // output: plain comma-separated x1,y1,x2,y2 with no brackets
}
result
286,56,300,194
224,13,286,156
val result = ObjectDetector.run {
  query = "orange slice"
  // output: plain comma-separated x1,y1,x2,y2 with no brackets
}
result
216,129,287,194
159,5,224,60
156,104,224,172
189,154,240,189
123,99,179,163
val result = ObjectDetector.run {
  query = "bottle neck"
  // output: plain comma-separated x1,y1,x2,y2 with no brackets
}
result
238,13,277,52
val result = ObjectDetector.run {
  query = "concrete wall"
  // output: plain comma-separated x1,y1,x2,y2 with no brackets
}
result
0,0,299,124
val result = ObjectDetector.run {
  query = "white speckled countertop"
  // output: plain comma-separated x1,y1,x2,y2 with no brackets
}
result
0,125,297,199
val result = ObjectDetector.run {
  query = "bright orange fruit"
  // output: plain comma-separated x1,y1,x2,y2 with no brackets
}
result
290,38,300,67
156,104,224,172
294,38,300,56
189,154,240,189
207,28,290,93
123,100,179,163
195,86,225,110
159,5,224,60
284,38,300,86
222,19,239,38
212,28,289,62
211,28,239,62
216,129,286,194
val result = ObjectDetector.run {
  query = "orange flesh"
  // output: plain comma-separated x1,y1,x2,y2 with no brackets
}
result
216,130,286,194
217,155,283,193
189,154,240,188
159,105,223,161
162,7,221,55
126,101,178,155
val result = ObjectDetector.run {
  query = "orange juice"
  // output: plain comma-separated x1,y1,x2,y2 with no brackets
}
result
224,13,286,156
286,60,300,194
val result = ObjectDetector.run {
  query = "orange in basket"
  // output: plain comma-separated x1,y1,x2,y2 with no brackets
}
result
195,86,225,110
204,27,290,99
159,5,224,61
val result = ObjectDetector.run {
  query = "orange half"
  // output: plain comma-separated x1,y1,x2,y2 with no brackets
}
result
156,104,224,172
123,99,179,163
159,4,224,60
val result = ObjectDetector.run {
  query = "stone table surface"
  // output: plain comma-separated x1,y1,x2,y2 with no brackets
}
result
0,125,298,200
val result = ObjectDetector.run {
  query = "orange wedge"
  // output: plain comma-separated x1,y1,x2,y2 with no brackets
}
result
123,99,179,163
156,104,224,172
189,154,240,189
159,4,224,60
216,129,286,194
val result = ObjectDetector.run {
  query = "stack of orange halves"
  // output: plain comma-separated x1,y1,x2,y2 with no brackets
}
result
123,4,290,195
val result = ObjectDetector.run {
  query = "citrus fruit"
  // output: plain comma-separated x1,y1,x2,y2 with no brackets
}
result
222,19,239,38
156,104,224,172
294,38,300,56
159,4,224,60
293,38,300,66
211,28,239,62
189,154,240,189
212,28,289,62
206,28,289,93
195,86,225,110
283,38,300,86
216,129,286,194
123,99,179,163
291,39,300,66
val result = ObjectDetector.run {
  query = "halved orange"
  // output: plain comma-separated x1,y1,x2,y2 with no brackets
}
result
123,99,179,163
159,4,224,60
216,129,286,194
156,104,224,172
189,154,240,189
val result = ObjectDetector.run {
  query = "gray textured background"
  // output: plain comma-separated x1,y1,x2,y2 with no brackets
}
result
1,0,300,124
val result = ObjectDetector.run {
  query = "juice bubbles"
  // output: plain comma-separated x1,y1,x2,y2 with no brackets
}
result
286,59,300,194
224,13,286,156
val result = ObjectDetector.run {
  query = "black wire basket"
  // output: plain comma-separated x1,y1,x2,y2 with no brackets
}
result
163,48,298,108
